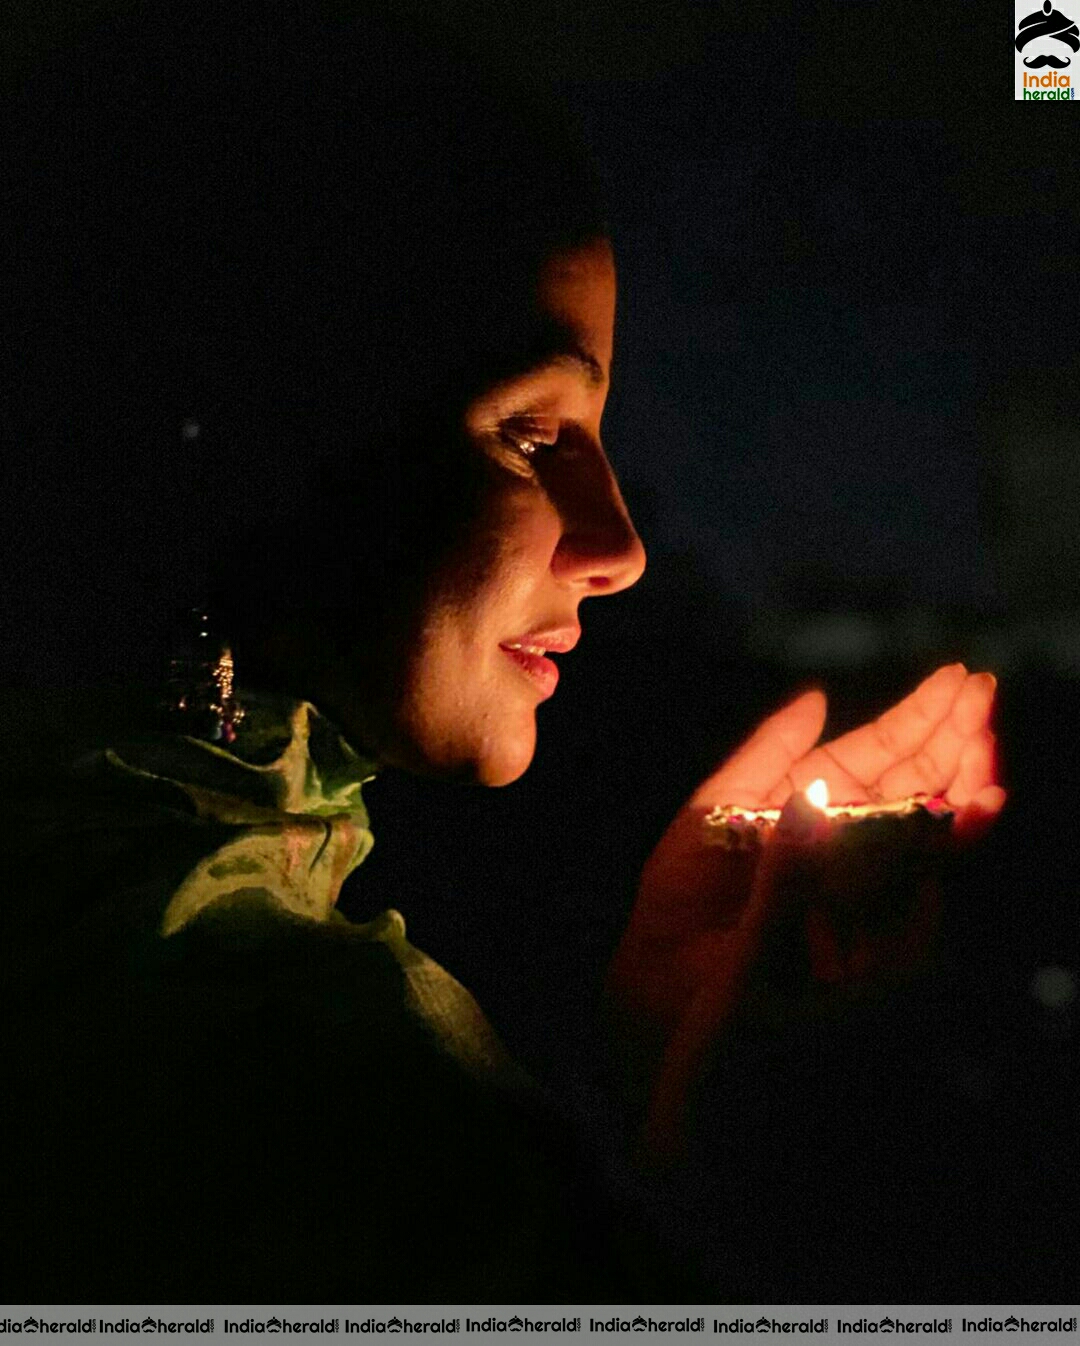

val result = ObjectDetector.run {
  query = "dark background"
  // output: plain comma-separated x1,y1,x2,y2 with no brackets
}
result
5,0,1078,1303
347,2,1080,1301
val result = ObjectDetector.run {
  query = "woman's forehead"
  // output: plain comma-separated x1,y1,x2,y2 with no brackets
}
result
535,240,616,369
448,240,615,417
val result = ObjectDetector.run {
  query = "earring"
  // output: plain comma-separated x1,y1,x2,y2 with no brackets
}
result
158,416,246,743
161,605,245,744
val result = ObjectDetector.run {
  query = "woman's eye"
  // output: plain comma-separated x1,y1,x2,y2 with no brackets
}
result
498,426,559,462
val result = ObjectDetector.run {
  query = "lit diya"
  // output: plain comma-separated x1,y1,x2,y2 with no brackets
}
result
703,778,954,850
703,780,955,950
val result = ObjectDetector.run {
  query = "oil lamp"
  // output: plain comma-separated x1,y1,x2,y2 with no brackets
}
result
703,778,954,850
703,778,954,943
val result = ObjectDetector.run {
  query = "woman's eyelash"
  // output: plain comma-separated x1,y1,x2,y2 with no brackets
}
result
498,427,558,460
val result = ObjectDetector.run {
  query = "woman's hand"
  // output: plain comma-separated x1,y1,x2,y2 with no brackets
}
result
607,663,1004,1159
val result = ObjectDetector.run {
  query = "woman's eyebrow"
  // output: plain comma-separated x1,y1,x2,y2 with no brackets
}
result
519,324,606,388
543,346,606,388
477,323,607,408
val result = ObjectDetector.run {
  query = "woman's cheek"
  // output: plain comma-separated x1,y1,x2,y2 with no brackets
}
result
455,490,560,609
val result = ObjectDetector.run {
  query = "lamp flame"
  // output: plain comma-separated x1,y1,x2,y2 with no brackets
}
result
806,778,829,811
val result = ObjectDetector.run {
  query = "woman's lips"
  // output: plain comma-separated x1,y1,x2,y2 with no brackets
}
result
498,626,578,700
499,643,560,698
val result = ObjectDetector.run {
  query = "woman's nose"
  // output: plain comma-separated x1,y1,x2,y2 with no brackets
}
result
550,448,647,595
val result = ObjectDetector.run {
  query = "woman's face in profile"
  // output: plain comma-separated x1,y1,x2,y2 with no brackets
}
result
326,238,646,785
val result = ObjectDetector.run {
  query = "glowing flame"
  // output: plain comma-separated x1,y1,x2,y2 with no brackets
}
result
805,778,829,811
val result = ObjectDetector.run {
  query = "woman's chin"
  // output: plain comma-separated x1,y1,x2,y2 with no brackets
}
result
471,721,538,787
384,712,538,787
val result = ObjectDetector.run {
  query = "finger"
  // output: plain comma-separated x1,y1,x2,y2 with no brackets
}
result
644,829,793,1160
762,748,871,807
902,874,941,969
804,906,845,983
765,671,992,807
950,670,998,736
819,663,968,791
944,729,998,808
876,675,996,799
953,785,1007,843
690,688,827,809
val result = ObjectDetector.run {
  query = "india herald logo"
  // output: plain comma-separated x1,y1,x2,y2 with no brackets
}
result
1016,0,1080,66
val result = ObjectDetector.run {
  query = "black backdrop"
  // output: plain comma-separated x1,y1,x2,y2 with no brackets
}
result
4,0,1077,1302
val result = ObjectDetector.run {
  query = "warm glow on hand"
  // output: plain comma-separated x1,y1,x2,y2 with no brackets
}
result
610,663,1006,1162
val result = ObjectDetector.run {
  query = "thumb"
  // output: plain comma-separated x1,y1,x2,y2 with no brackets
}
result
691,688,828,809
643,821,799,1163
953,784,1007,844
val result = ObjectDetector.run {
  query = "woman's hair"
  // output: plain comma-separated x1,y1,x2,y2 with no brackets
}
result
11,3,607,697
